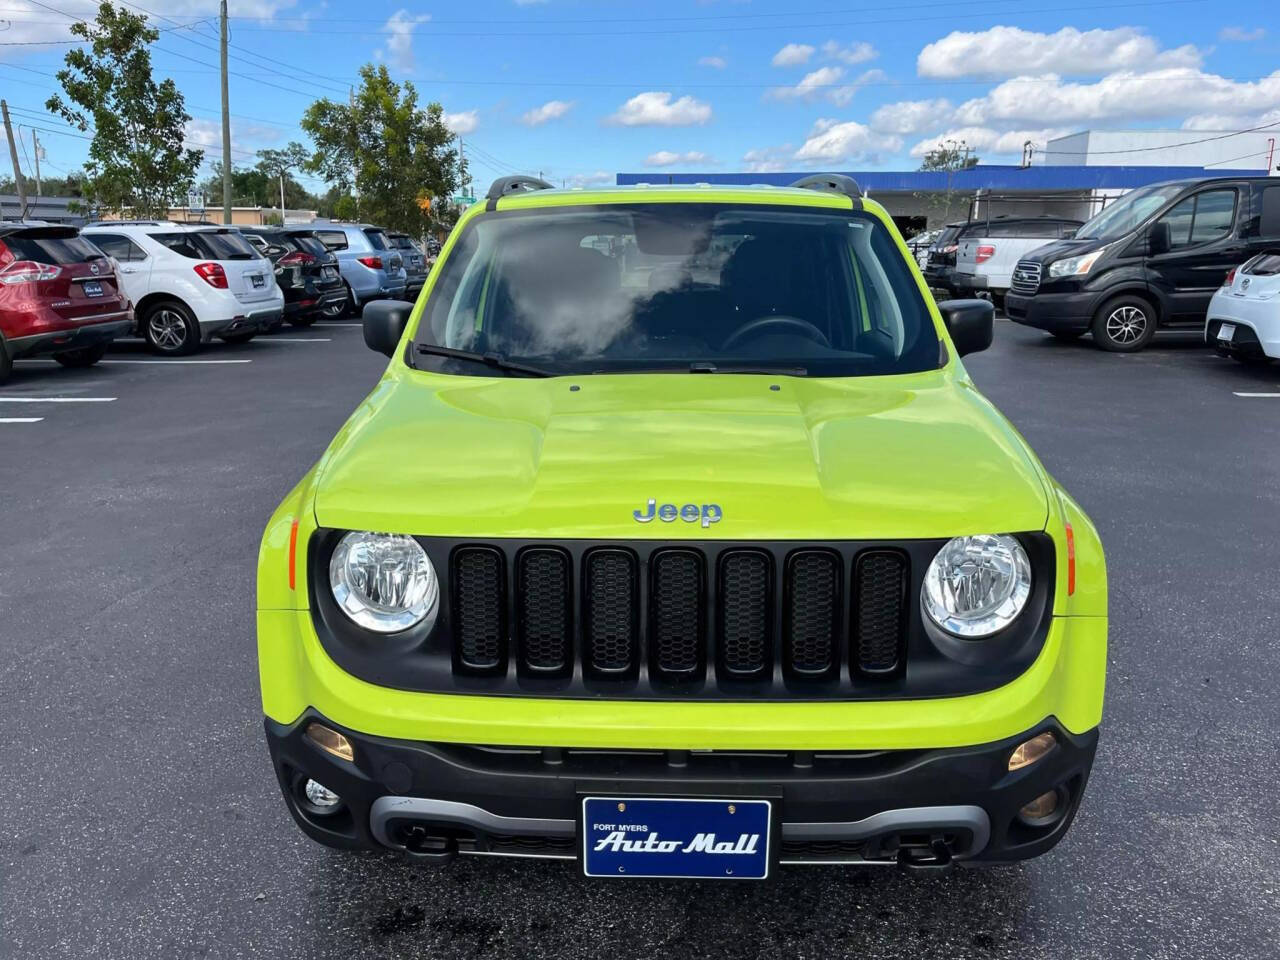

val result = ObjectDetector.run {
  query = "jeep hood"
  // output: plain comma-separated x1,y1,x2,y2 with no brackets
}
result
313,371,1050,540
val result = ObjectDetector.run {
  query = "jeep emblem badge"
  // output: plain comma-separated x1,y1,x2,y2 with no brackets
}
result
633,498,722,529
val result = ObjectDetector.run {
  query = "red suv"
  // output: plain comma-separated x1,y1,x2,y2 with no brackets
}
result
0,222,132,385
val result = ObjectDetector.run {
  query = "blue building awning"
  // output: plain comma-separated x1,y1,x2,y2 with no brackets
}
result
616,165,1265,192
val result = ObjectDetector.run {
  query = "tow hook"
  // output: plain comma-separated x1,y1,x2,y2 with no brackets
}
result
397,824,459,863
897,838,955,873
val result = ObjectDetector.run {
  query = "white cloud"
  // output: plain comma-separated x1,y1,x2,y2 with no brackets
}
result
566,171,613,187
1220,26,1265,42
646,150,714,167
521,100,574,126
772,43,815,67
443,110,479,135
918,26,1201,79
382,9,431,72
951,69,1280,127
793,119,902,163
909,127,1070,159
1181,108,1280,130
870,99,955,135
821,40,877,65
698,55,728,69
767,67,884,106
607,92,712,127
742,146,793,173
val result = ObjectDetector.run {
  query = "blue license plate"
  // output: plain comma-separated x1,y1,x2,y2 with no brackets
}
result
83,280,103,297
582,797,771,879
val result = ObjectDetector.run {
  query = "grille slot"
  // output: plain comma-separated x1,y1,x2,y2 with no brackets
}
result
583,549,639,676
516,548,571,674
451,546,506,674
1010,259,1042,295
784,550,841,677
852,550,908,675
718,550,772,678
650,550,704,679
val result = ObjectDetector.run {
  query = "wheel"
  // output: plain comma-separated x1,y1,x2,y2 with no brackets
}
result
1091,296,1157,352
323,284,355,319
288,315,316,328
0,336,11,385
53,344,108,368
1049,330,1084,341
220,332,256,344
143,301,201,355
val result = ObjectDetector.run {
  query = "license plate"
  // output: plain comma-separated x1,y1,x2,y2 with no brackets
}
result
83,280,103,297
251,274,266,288
1218,323,1236,342
582,797,771,879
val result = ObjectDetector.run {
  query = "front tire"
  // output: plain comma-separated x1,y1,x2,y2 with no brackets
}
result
0,336,11,385
143,301,201,356
53,344,108,368
1091,295,1157,352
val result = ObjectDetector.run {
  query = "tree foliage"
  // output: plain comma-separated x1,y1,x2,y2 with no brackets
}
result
918,140,979,172
44,2,201,218
301,64,465,235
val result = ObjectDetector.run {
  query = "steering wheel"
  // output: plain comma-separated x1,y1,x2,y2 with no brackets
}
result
721,315,831,351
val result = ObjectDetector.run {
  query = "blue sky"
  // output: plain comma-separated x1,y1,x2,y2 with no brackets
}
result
1,0,1277,196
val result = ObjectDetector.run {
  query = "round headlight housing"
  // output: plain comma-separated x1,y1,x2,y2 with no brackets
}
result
329,531,438,633
922,534,1031,638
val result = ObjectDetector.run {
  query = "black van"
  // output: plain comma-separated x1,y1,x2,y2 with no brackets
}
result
1005,177,1280,351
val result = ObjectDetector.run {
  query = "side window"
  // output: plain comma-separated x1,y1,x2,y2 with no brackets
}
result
1159,196,1196,248
315,230,348,251
1188,190,1235,245
89,233,147,262
1258,187,1280,238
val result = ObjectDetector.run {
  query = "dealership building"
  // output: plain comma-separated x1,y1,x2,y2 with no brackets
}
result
618,128,1278,235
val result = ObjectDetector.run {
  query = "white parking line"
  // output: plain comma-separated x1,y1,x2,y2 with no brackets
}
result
312,322,361,328
0,397,116,403
262,337,332,342
1234,392,1280,397
102,359,253,365
0,417,43,423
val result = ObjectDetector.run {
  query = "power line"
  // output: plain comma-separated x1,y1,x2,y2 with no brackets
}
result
1034,119,1280,157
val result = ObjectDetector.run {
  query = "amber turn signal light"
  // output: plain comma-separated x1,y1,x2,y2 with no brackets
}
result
305,722,355,762
1008,731,1056,771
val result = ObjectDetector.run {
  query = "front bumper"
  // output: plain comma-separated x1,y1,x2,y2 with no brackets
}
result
266,712,1098,867
1005,290,1097,334
6,314,132,359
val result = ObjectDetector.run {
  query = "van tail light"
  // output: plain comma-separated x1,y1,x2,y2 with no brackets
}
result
975,245,996,264
1223,267,1236,287
1064,521,1076,596
356,255,383,269
194,262,228,288
278,251,317,266
0,260,62,284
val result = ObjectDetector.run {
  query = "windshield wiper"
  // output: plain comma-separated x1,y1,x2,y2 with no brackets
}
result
415,343,554,377
688,361,808,376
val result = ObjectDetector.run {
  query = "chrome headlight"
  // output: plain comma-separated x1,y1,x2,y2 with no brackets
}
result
1047,241,1116,278
329,531,438,633
922,535,1032,638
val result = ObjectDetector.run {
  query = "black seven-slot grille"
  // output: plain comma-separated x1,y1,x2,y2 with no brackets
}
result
450,541,909,689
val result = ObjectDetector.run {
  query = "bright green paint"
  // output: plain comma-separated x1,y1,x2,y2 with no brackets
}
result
257,182,1106,750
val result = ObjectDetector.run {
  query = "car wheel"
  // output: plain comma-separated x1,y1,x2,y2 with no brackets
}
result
143,301,201,355
1091,296,1157,352
0,336,11,385
53,344,108,368
221,332,256,344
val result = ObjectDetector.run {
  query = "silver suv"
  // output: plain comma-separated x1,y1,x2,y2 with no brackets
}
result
311,223,407,318
386,231,428,299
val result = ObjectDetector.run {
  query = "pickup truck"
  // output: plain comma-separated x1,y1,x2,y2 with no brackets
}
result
955,217,1083,302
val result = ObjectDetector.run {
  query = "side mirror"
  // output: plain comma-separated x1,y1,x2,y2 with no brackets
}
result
1148,221,1171,256
363,299,414,358
938,299,994,357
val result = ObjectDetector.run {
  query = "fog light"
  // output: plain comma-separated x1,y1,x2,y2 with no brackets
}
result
305,722,354,762
1008,731,1056,771
1018,789,1060,825
304,779,342,811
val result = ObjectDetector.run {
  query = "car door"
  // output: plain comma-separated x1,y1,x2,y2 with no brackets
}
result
87,233,152,304
1146,187,1245,324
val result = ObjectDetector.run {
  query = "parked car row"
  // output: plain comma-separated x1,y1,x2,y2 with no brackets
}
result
0,218,436,380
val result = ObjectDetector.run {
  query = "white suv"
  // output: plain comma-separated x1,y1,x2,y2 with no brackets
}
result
83,222,284,355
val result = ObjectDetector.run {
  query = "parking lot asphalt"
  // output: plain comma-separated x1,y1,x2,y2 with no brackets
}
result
2,320,1278,960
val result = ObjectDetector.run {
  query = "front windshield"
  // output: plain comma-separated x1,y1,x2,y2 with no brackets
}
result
414,203,939,378
1075,184,1185,240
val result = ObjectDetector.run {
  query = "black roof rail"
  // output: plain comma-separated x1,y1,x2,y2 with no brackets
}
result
788,174,863,203
485,175,554,211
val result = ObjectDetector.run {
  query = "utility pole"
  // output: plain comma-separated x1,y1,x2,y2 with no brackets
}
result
279,170,285,225
31,129,41,196
1,101,27,219
219,0,232,224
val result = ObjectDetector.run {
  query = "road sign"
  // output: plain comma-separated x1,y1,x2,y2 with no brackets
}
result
187,191,206,214
453,195,477,206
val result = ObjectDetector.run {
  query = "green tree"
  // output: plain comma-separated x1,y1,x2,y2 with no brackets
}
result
45,2,201,218
916,138,978,227
301,64,465,234
255,141,311,213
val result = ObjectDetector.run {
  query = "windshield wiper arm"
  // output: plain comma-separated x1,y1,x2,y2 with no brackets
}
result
415,343,554,377
688,361,808,376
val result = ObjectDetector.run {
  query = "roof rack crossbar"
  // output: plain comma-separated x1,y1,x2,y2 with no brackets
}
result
788,174,863,202
485,175,555,204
